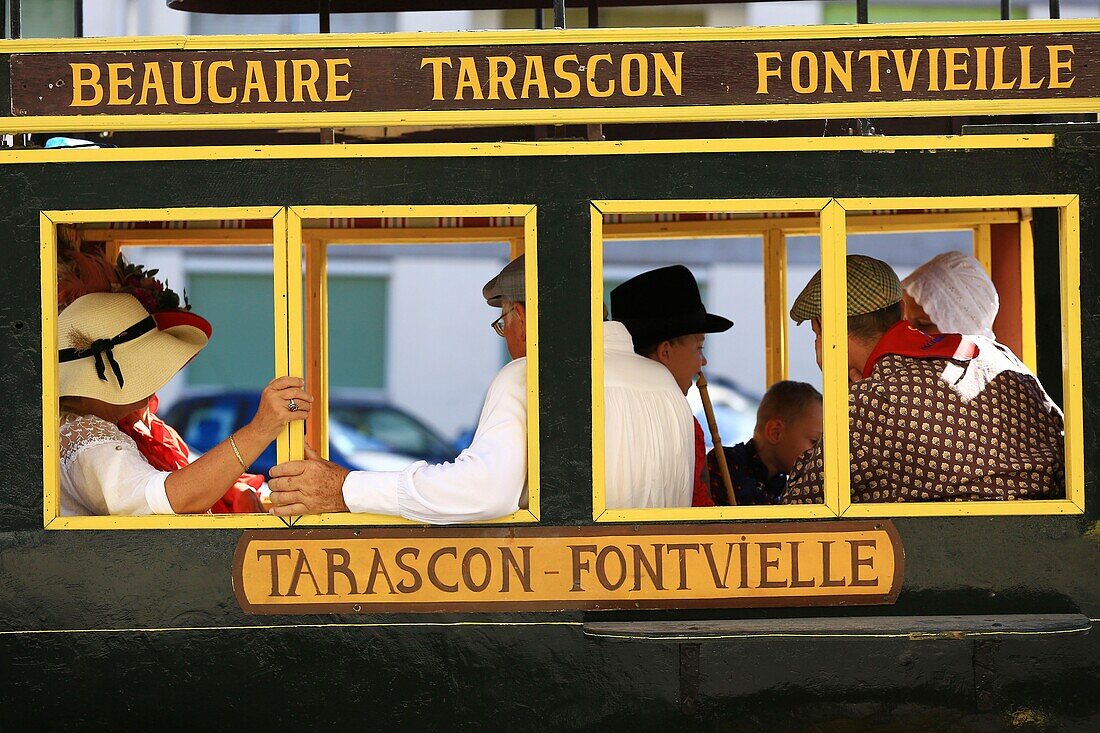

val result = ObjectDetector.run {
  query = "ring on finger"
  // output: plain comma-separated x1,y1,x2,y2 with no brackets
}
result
288,399,300,412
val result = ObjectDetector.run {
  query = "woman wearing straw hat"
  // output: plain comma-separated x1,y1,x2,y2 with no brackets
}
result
57,292,312,516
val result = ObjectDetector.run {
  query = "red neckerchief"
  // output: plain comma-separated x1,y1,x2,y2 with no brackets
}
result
862,321,979,379
117,395,263,514
691,418,716,507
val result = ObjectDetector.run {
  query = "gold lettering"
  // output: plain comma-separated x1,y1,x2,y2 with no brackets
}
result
974,47,989,91
274,59,288,102
621,53,648,97
859,49,889,93
553,54,581,98
791,50,819,94
943,48,971,91
325,57,353,101
520,55,549,99
207,60,236,104
106,62,134,105
420,56,453,101
755,51,783,94
848,539,879,587
1019,46,1046,90
652,51,683,96
586,53,614,97
927,48,942,91
242,60,271,103
890,49,922,92
137,62,167,106
69,62,103,107
1048,44,1075,89
992,47,1018,90
487,56,518,100
823,50,853,93
170,60,203,105
455,57,484,100
292,59,322,102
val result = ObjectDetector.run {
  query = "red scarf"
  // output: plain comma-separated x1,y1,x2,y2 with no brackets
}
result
117,396,263,514
691,418,716,507
863,321,979,379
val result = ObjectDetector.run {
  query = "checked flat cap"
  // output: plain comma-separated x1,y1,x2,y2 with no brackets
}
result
790,255,902,323
483,255,525,307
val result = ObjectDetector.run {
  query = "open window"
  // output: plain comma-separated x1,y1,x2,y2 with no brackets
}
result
589,197,1082,521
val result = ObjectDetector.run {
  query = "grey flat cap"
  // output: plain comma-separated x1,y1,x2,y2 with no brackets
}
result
483,255,525,307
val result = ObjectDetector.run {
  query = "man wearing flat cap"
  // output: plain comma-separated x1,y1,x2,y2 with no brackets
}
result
781,254,1064,504
269,255,692,521
611,265,734,507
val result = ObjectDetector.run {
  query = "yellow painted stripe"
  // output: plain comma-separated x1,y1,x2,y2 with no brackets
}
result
819,201,851,517
1019,215,1038,373
591,204,607,521
4,18,1099,53
0,136,1054,166
40,213,60,527
1060,198,1086,512
2,101,1095,133
523,206,541,521
840,499,1083,518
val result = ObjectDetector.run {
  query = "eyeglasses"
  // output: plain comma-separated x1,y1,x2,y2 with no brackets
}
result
492,313,507,337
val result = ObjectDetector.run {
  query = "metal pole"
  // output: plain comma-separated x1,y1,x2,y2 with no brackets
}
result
554,0,566,29
319,0,331,33
10,0,20,39
1000,0,1011,20
856,0,868,24
1049,0,1060,19
74,0,83,38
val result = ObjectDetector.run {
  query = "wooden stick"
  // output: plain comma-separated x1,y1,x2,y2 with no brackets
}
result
696,371,737,506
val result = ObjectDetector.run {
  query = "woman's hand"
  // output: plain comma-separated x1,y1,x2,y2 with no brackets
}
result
247,376,312,441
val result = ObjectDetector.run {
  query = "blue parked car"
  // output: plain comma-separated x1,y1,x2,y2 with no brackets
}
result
161,390,457,478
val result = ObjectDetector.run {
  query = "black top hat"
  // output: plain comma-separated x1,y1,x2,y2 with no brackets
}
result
610,265,733,350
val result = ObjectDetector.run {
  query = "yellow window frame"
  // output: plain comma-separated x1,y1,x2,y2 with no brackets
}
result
286,205,540,527
42,206,291,530
589,196,1083,522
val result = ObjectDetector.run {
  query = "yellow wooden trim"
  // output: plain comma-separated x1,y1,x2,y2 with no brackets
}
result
973,224,993,275
596,504,838,522
596,198,835,215
590,204,607,521
820,200,850,518
763,228,789,387
1019,215,1038,373
48,514,292,530
5,19,1100,54
509,236,525,260
292,509,540,527
44,206,283,224
838,195,1078,211
305,240,329,460
294,204,534,219
841,499,1083,518
104,240,122,262
0,136,1055,167
523,206,541,521
285,209,305,463
90,231,274,246
273,210,292,468
41,213,60,528
1059,198,1085,511
5,101,1096,134
846,211,1020,234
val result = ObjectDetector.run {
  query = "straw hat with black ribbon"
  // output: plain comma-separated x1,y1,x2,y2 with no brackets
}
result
59,292,209,405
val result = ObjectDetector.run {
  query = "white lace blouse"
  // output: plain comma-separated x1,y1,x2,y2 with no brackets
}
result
59,412,175,516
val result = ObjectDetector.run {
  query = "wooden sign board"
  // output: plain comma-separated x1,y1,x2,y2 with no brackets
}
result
5,22,1100,131
233,522,903,614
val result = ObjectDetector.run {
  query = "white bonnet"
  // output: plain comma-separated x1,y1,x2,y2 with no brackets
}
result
901,251,999,339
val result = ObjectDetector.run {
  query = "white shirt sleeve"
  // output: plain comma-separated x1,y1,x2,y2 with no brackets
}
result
62,428,174,516
342,359,528,524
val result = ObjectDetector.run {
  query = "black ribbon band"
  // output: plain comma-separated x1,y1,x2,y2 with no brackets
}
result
58,316,157,390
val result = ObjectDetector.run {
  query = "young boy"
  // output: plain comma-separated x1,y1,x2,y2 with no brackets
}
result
708,381,823,505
